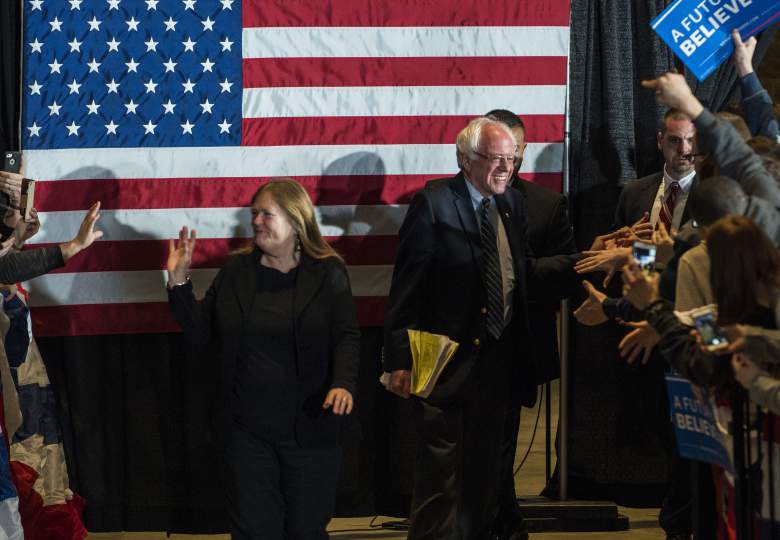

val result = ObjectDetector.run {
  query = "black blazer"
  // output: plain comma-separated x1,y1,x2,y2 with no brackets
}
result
168,250,360,448
383,173,577,404
512,179,577,388
612,171,696,229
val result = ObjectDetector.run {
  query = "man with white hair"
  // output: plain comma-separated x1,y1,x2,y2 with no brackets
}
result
384,117,577,539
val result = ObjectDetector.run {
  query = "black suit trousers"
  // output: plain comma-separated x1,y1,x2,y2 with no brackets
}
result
408,332,515,540
224,420,341,540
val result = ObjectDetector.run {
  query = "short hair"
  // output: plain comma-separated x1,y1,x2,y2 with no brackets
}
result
456,117,516,163
747,136,780,159
484,109,525,131
715,111,751,140
707,215,780,325
659,108,693,134
687,176,747,227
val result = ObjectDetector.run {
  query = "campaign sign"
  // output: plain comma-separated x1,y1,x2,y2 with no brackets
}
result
651,0,780,81
665,375,734,473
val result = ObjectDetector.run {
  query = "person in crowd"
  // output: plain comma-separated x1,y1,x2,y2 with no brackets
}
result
0,204,86,536
166,178,360,540
484,109,578,540
383,117,577,540
731,30,780,142
0,169,102,282
613,108,697,234
732,355,780,416
623,215,780,538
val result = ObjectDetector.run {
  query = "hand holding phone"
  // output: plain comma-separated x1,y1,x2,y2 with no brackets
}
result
2,151,21,174
691,307,729,352
632,240,657,277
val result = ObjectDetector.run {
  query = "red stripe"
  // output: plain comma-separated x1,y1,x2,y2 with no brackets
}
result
33,174,436,210
241,115,564,146
243,57,568,88
31,297,387,336
34,172,563,212
242,0,570,27
34,236,399,273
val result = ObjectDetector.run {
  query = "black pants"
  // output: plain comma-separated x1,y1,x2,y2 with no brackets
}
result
408,333,514,540
494,404,525,537
225,422,341,540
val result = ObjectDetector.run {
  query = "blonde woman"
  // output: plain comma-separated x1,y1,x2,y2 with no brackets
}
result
167,179,360,539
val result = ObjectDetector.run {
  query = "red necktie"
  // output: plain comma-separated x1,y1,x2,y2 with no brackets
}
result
659,181,681,232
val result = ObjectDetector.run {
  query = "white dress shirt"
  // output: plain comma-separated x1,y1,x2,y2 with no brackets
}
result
649,165,696,233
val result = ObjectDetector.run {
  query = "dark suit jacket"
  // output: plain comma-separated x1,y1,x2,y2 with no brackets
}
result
168,250,360,448
612,171,696,230
383,173,577,405
512,179,577,388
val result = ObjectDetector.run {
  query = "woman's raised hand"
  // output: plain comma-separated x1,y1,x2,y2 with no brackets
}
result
167,226,196,286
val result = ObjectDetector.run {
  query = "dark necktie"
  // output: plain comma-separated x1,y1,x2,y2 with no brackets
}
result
479,198,503,339
659,180,681,232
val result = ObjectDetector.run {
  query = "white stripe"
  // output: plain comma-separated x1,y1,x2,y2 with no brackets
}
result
242,86,566,118
23,143,563,179
242,26,570,58
24,266,393,306
651,0,687,28
32,205,408,243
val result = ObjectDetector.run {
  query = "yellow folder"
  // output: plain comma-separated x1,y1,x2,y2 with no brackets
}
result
408,329,459,398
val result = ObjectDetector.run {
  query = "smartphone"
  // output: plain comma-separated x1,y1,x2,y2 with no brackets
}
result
2,151,21,174
19,179,35,222
691,307,729,352
632,240,657,277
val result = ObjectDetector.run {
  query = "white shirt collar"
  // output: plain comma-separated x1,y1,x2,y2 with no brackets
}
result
662,164,696,192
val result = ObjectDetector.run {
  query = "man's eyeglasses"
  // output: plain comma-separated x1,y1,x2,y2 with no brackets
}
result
472,151,517,166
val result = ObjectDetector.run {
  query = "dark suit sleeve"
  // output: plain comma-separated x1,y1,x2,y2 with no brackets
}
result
526,194,581,300
327,261,361,395
383,190,436,372
612,187,630,230
167,269,223,345
542,194,578,257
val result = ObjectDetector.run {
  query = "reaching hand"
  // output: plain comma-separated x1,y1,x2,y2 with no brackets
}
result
388,369,411,399
731,29,757,77
573,281,609,326
731,353,763,390
59,202,103,262
618,321,660,365
630,213,654,241
13,208,40,246
323,387,354,415
167,226,196,286
652,222,675,265
574,247,632,287
641,72,704,120
0,237,15,258
0,171,23,209
621,259,659,310
722,324,747,354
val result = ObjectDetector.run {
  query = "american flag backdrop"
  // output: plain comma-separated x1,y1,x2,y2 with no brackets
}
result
20,0,571,336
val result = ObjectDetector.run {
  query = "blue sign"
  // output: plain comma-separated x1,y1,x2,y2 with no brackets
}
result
665,375,734,473
651,0,780,81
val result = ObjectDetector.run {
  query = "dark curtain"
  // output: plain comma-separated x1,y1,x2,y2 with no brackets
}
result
565,0,676,505
0,0,21,152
